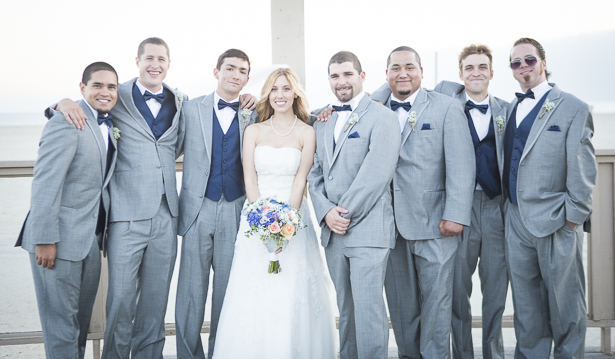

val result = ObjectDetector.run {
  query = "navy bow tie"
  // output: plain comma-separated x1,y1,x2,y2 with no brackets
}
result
515,89,535,104
390,100,412,112
143,90,165,104
97,113,113,127
218,99,240,111
332,104,352,112
465,101,489,114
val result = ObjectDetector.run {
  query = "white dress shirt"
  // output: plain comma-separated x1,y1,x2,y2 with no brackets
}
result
464,92,491,141
333,92,365,143
516,80,552,127
135,79,163,118
391,89,419,133
85,101,109,151
214,92,240,134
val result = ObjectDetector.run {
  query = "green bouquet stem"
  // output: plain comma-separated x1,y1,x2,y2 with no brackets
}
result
268,260,281,274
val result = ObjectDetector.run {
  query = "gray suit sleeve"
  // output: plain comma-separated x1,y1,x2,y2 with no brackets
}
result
338,112,400,229
565,106,596,224
370,82,392,103
175,107,186,158
29,116,79,245
307,150,337,225
442,100,475,226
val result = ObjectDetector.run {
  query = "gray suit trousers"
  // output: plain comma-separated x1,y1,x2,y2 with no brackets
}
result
505,201,586,359
452,191,507,359
325,234,390,359
103,196,178,359
175,195,244,359
30,237,100,359
385,234,458,359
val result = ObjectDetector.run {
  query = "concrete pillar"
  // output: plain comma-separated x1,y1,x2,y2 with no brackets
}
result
271,0,306,86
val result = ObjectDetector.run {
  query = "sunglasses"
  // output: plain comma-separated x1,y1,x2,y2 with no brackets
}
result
510,56,538,70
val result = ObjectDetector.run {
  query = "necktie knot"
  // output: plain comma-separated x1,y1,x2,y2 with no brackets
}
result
390,100,412,112
515,89,535,104
464,101,489,114
332,104,352,112
218,99,240,111
143,90,165,104
97,113,113,127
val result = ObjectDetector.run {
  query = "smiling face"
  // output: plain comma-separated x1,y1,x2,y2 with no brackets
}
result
459,53,492,100
80,70,118,115
214,57,250,100
136,44,170,92
510,43,547,92
386,51,423,100
328,61,365,103
268,75,295,115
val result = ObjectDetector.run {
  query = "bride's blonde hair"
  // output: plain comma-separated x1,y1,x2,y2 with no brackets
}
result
256,68,310,123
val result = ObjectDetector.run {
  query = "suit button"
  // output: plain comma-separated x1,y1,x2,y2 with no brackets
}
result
515,134,519,138
157,165,162,168
205,172,209,176
224,149,227,152
223,171,226,174
223,160,227,164
328,176,333,180
513,157,517,160
224,138,228,142
93,213,97,218
199,194,203,198
514,146,518,149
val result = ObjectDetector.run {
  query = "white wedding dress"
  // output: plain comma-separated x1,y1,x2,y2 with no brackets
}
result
212,146,338,359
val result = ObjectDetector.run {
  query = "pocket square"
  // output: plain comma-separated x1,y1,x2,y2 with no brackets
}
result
348,131,360,139
421,123,431,130
547,125,561,132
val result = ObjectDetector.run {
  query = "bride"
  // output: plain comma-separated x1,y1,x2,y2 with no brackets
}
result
212,68,338,358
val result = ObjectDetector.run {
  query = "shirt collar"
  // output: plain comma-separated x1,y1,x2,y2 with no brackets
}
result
334,91,365,111
391,88,420,107
136,79,164,95
464,92,490,106
84,100,98,120
528,80,552,100
214,91,240,106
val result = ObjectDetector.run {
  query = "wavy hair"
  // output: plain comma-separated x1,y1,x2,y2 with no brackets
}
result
256,68,310,123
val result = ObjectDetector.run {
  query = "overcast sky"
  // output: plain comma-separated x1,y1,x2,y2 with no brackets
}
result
1,0,614,114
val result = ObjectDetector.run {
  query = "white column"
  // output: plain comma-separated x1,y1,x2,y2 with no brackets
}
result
271,0,306,86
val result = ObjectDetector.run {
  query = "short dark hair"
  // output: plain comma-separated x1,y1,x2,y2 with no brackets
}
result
387,46,421,68
458,44,492,71
328,51,362,74
216,49,251,74
82,62,118,85
511,37,551,79
137,37,170,60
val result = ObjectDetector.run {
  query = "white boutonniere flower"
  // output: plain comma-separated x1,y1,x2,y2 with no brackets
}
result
344,113,359,132
112,127,121,144
176,90,185,110
539,99,555,119
240,108,253,129
495,115,505,134
407,111,417,131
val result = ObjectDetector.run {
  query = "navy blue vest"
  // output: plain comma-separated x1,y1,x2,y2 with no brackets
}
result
132,84,176,139
204,112,245,201
503,91,550,205
467,112,501,199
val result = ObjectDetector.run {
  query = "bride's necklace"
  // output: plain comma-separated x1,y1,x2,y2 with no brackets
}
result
270,115,298,137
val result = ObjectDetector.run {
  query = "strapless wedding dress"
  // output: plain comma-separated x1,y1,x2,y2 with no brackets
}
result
212,146,338,359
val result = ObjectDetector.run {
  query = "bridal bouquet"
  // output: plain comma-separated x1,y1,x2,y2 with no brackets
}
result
243,197,305,274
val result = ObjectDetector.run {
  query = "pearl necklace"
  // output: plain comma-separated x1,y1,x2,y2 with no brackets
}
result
270,115,298,137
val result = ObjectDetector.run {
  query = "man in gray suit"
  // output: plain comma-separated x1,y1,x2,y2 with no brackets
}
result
433,45,509,359
371,46,475,359
308,51,400,359
174,48,258,359
17,62,118,359
502,37,595,359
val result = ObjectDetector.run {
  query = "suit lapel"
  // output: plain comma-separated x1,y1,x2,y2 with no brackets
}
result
78,101,106,178
521,85,562,162
118,78,155,139
157,84,179,141
330,96,371,168
401,88,429,147
198,93,214,165
324,110,337,168
489,95,507,173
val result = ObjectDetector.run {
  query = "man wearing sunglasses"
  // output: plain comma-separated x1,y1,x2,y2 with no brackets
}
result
502,37,596,358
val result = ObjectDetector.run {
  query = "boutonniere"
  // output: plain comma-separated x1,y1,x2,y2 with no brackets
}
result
240,109,253,129
407,111,417,131
176,90,185,110
344,113,359,132
495,115,505,134
112,127,121,144
539,99,555,119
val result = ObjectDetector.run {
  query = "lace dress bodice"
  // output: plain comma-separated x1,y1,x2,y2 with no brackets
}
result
254,146,302,201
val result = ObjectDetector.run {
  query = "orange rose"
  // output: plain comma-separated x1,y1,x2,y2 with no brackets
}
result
281,223,295,240
269,221,281,234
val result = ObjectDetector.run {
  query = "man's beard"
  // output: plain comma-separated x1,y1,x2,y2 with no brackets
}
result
398,89,411,96
336,88,354,102
523,75,531,83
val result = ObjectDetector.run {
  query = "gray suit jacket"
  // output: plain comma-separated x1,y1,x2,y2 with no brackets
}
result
177,92,258,236
374,86,475,240
308,95,400,248
108,78,184,222
19,100,116,261
504,83,596,237
434,80,510,181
